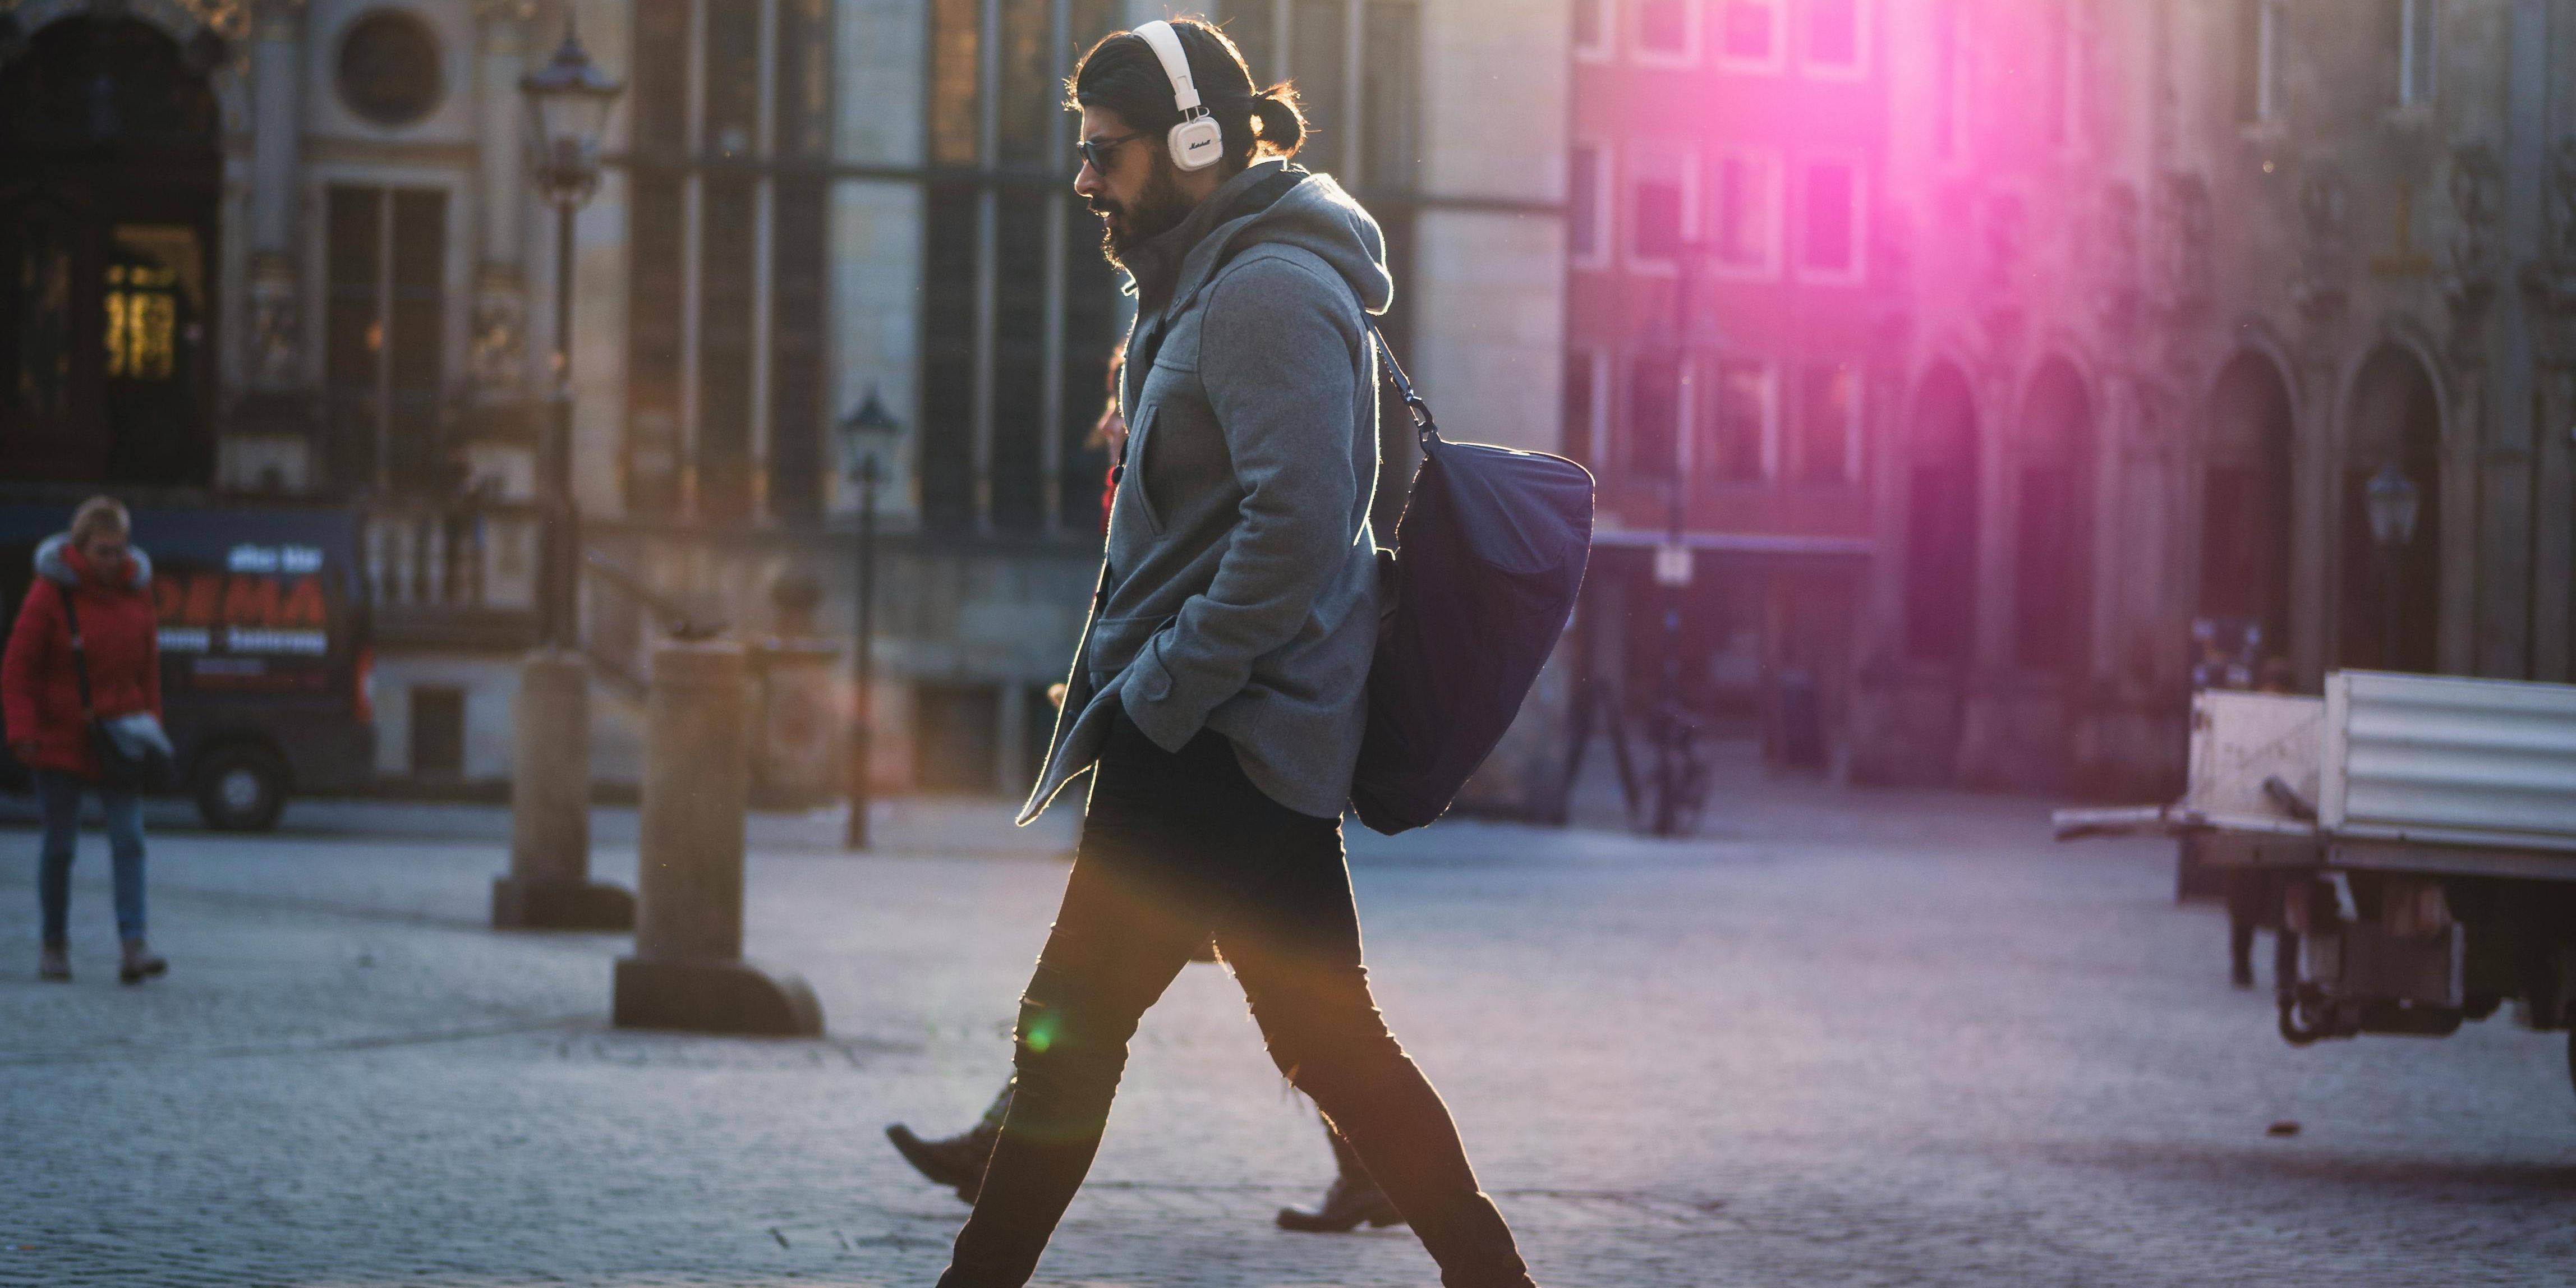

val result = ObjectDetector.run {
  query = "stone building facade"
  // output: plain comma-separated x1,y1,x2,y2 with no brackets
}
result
1851,0,2576,797
0,0,1568,802
1559,0,1886,794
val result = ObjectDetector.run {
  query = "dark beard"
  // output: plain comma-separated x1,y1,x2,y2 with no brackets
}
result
1090,164,1192,271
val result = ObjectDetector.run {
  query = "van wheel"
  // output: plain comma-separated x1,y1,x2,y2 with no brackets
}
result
195,745,287,831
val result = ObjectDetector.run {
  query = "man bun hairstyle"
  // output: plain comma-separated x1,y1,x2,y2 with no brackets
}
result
1070,16,1306,173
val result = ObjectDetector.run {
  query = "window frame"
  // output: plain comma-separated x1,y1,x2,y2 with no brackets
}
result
1713,0,1786,75
2043,0,2083,153
1624,141,1701,276
1708,146,1783,280
1574,0,1617,61
1705,356,1779,487
2398,0,2438,108
2251,0,2287,123
1795,360,1864,487
1800,0,1869,80
1623,348,1689,484
1629,0,1703,69
1793,156,1867,286
1569,140,1614,270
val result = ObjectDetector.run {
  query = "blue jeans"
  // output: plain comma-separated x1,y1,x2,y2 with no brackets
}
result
33,770,148,944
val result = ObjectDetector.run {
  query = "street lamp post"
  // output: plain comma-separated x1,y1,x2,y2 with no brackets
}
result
522,17,623,647
1648,239,1707,838
495,20,631,931
838,388,901,850
2365,459,2422,672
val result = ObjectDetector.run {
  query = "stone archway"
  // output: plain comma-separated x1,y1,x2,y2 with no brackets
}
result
2338,344,2443,673
0,13,223,485
2201,350,2296,673
1904,364,1980,666
2011,358,2095,675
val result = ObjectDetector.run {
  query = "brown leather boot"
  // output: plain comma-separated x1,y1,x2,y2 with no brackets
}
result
38,942,70,982
118,937,167,986
886,1120,998,1203
1275,1173,1406,1232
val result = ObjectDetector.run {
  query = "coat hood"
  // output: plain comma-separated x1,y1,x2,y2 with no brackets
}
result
1126,160,1394,324
35,533,151,592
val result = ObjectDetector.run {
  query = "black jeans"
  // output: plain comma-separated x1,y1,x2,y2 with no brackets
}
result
939,707,1532,1287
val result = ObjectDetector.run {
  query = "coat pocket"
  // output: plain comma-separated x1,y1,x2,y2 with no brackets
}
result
1085,612,1174,689
1121,406,1166,536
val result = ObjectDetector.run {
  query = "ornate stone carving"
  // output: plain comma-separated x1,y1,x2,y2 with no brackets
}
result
2293,163,2349,326
2095,181,2142,339
1978,191,2025,354
2519,137,2576,367
470,268,528,401
1868,203,1915,355
2443,142,2503,367
2154,172,2212,319
246,250,300,388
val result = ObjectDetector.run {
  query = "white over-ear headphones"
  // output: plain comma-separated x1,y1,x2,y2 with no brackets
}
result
1134,20,1227,172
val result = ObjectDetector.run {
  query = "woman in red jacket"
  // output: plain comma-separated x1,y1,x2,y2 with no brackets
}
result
3,497,168,984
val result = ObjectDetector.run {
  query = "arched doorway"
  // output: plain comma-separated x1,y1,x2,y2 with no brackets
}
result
0,15,223,485
2339,346,2442,673
1905,364,1980,665
2011,360,2094,675
2200,351,2296,678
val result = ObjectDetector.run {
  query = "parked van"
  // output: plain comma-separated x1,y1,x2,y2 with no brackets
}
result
0,498,374,829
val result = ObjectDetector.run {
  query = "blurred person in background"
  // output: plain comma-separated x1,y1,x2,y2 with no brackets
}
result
3,496,169,985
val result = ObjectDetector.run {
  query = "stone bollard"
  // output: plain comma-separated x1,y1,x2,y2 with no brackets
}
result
495,650,635,930
612,640,823,1037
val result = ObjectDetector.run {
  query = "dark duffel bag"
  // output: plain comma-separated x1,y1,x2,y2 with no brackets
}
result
1350,327,1594,835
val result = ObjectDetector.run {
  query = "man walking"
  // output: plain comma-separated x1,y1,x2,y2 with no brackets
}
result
934,17,1535,1287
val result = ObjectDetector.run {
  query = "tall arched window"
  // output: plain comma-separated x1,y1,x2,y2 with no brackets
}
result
2340,346,2442,672
2012,360,2094,673
2201,352,2295,668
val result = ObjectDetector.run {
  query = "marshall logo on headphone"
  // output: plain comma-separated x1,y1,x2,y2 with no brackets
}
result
1134,20,1227,172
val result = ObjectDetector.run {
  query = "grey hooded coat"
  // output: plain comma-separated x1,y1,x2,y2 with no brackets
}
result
1017,160,1391,824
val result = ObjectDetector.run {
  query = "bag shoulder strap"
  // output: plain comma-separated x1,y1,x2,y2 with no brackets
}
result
55,582,95,719
1363,320,1439,452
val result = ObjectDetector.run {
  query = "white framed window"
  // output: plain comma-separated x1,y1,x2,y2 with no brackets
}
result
1796,158,1865,283
2399,0,2437,107
1710,148,1782,278
1570,142,1612,269
1626,143,1699,274
1797,360,1862,485
1803,0,1867,79
1705,358,1777,484
1574,0,1616,61
1631,0,1700,67
1715,0,1784,72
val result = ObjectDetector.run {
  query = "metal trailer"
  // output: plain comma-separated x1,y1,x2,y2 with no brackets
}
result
2056,671,2576,1097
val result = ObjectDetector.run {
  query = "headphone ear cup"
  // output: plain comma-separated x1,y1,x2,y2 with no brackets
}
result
1167,116,1226,172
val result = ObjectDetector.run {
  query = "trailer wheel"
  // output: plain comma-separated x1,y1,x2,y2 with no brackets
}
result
195,744,288,832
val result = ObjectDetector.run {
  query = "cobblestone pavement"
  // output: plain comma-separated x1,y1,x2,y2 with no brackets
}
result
2,770,2573,1287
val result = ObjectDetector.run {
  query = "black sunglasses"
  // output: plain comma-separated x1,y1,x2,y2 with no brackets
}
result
1077,132,1142,172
